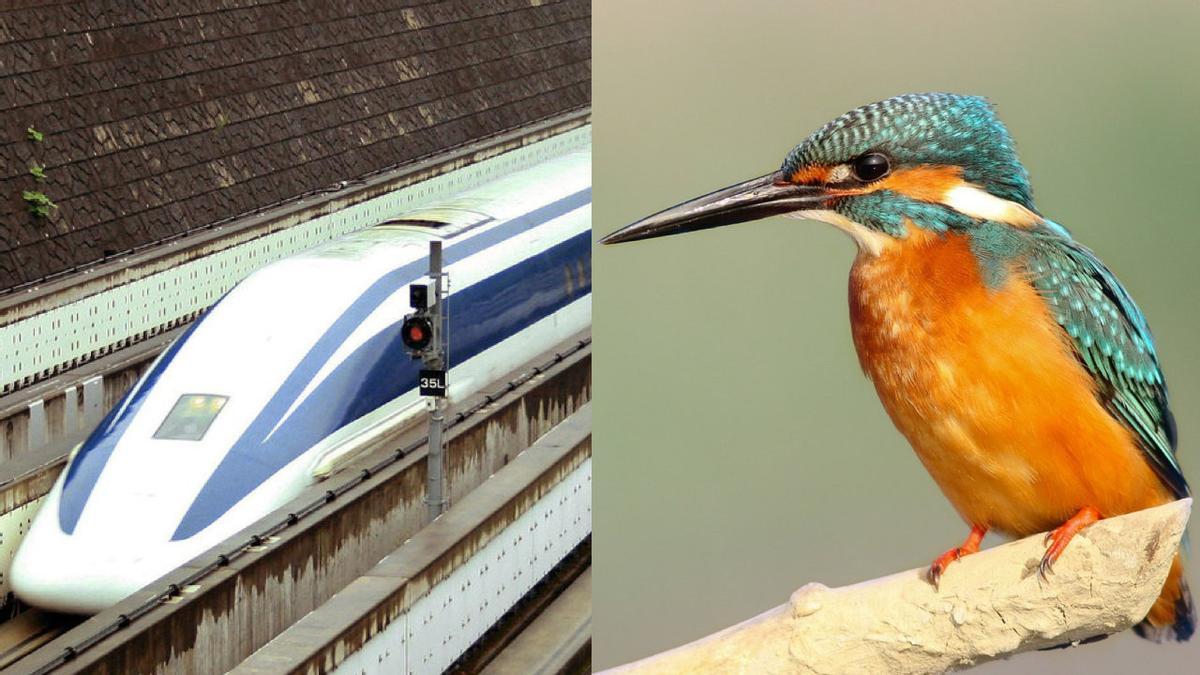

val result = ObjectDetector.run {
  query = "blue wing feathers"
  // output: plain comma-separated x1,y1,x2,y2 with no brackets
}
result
1023,231,1187,499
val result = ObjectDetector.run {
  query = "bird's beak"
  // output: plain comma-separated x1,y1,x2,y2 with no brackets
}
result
600,171,830,245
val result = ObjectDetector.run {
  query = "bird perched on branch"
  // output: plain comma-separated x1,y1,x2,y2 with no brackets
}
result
601,93,1192,642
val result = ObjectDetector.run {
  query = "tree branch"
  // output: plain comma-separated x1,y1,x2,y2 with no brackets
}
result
604,499,1191,674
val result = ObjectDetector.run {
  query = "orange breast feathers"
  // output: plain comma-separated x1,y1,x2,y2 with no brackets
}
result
847,227,1173,536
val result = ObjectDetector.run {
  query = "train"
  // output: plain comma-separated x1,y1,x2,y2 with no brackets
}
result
10,147,591,614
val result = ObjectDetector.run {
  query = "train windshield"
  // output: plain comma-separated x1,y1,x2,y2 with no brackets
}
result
153,394,229,441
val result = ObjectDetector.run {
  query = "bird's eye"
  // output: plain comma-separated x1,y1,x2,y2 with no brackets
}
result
851,153,890,182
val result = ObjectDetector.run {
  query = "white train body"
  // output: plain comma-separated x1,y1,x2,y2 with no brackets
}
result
11,148,591,613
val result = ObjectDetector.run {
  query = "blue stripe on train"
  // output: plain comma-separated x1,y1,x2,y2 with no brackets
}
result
57,188,590,535
56,317,210,534
172,229,590,539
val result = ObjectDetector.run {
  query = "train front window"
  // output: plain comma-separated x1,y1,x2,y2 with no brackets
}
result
153,394,228,441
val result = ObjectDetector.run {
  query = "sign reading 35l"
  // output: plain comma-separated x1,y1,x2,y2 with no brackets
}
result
419,369,447,397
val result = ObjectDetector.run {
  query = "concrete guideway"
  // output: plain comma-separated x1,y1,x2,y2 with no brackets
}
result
479,567,592,675
235,405,592,675
9,336,591,674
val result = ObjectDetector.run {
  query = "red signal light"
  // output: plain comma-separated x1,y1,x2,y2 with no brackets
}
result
401,315,434,351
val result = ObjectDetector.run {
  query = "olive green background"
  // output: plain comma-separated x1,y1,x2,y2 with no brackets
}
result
592,1,1200,672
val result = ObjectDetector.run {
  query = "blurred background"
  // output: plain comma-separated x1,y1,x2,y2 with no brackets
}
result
592,1,1200,672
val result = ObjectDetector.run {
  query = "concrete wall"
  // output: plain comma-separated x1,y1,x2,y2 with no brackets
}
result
0,344,157,461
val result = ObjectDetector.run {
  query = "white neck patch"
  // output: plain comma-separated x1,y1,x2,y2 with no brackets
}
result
788,210,893,257
942,184,1042,228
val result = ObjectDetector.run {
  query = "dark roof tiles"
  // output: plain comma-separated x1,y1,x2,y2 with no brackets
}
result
0,0,590,291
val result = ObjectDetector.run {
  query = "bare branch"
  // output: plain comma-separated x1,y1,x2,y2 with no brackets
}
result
604,499,1191,675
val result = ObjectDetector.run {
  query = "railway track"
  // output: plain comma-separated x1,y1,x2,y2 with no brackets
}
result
0,610,78,670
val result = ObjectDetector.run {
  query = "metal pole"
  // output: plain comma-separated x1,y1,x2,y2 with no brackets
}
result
426,399,445,520
425,241,448,521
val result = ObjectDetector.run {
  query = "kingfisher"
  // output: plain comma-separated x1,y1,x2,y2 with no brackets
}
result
601,93,1193,642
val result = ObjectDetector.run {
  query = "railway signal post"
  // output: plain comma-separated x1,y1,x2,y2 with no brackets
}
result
403,240,449,522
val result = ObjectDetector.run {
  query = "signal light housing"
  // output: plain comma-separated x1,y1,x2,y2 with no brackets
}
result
401,315,434,352
409,284,428,311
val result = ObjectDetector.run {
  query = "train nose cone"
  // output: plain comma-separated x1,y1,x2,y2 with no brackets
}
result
10,537,155,614
9,494,210,615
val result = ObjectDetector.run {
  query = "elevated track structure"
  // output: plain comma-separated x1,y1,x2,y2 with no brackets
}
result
0,116,592,673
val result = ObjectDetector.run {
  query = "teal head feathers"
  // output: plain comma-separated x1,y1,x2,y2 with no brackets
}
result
783,93,1034,209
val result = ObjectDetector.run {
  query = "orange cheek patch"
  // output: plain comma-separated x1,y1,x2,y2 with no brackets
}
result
788,165,831,185
876,165,964,201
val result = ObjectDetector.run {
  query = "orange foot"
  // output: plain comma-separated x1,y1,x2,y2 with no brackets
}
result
1039,506,1101,580
928,525,987,587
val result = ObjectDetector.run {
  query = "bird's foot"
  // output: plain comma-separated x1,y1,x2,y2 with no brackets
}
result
928,524,987,588
1039,506,1101,581
929,548,970,587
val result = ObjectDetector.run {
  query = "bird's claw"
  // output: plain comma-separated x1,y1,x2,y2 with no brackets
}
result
1037,551,1056,581
928,547,968,588
927,525,988,589
1038,506,1101,583
1039,526,1070,581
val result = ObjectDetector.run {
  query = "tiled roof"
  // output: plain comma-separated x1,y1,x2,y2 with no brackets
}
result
0,0,591,291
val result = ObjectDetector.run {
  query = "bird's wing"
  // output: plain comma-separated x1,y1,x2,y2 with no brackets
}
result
1023,232,1187,498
